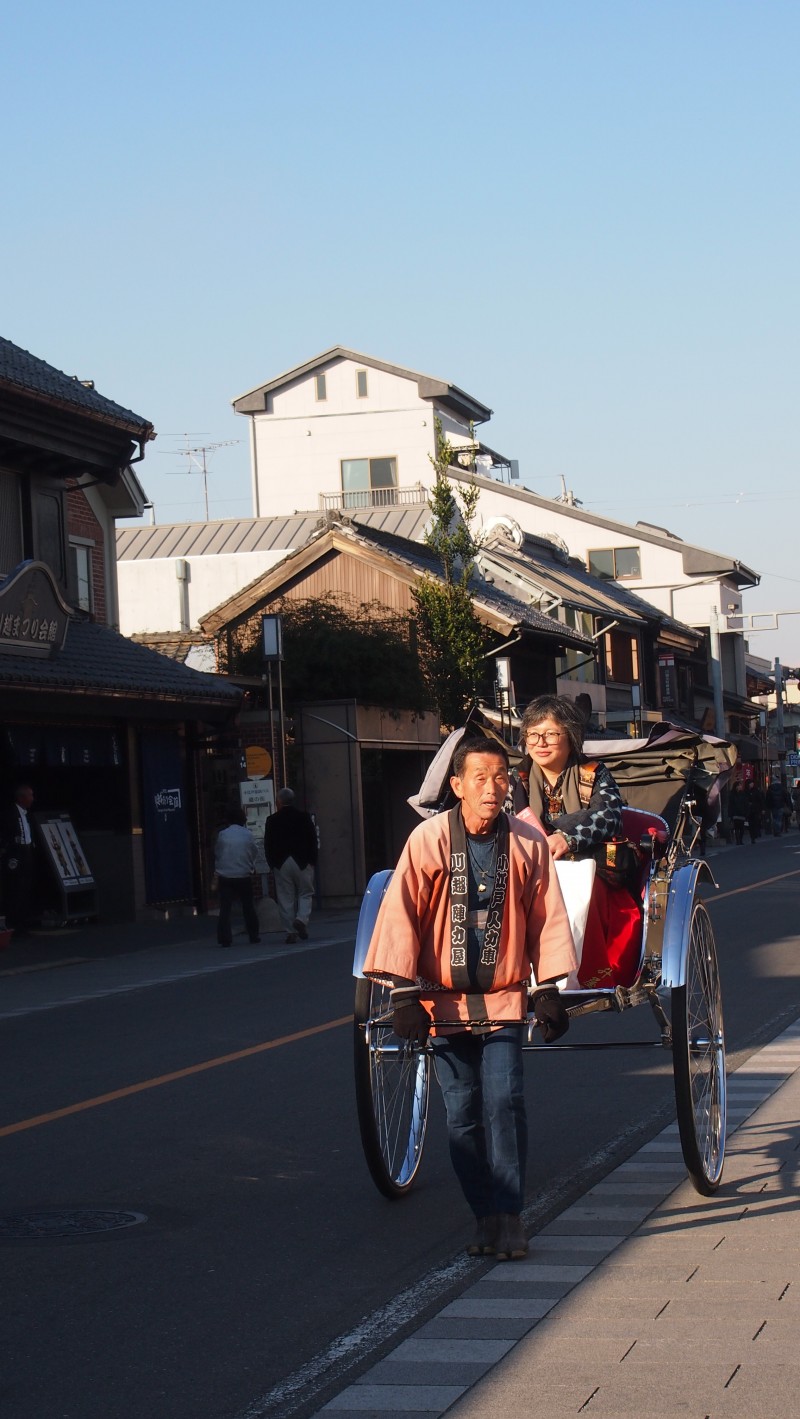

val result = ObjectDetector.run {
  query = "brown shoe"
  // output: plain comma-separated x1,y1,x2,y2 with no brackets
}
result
494,1213,528,1260
293,919,309,940
466,1215,498,1256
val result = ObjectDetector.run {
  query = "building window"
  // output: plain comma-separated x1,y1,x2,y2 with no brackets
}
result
340,456,397,507
588,546,641,580
35,490,65,584
69,541,93,612
315,373,327,401
0,471,23,575
356,369,368,398
604,629,640,684
555,609,596,683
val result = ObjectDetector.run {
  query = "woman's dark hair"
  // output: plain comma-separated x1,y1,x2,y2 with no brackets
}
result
520,695,585,759
451,736,509,778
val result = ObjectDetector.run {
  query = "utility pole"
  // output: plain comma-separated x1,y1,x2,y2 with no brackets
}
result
775,657,786,789
708,607,726,739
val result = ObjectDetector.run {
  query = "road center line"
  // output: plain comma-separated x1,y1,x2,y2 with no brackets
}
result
0,1015,351,1139
710,868,800,903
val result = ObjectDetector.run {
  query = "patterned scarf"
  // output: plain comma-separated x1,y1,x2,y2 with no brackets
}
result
524,754,584,824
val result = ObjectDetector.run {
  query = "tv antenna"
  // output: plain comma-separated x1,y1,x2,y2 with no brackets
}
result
167,437,240,520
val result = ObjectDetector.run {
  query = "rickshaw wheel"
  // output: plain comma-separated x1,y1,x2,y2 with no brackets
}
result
353,978,430,1198
672,900,726,1194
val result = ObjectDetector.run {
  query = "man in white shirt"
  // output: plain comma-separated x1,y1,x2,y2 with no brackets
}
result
1,783,36,934
214,806,260,948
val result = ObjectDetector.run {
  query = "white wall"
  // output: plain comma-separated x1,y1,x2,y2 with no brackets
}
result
471,482,737,621
249,357,473,516
470,480,757,699
473,485,688,590
117,549,290,634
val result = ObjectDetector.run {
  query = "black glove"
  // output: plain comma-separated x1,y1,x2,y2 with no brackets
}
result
390,987,431,1046
532,986,569,1044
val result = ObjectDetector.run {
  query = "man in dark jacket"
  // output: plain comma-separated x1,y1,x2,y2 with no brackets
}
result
0,783,36,934
264,788,318,943
765,779,789,835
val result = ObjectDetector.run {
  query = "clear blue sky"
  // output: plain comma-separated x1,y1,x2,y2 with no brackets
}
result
4,1,799,664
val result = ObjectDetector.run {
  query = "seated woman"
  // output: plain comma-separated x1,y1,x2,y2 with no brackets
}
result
513,695,643,989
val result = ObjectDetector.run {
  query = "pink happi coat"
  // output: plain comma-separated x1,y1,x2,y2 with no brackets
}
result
364,810,577,1030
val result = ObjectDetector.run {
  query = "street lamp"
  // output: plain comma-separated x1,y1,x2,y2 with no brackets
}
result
262,614,287,789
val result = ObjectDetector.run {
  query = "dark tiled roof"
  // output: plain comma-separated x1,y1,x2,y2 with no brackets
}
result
130,631,213,663
347,524,594,648
0,619,240,704
0,337,153,435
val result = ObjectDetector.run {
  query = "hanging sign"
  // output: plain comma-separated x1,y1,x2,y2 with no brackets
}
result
0,561,71,658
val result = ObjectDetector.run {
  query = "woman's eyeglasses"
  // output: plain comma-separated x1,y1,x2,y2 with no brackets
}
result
525,730,564,747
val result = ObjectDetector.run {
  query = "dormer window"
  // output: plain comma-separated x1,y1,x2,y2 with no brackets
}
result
315,373,327,401
356,369,368,398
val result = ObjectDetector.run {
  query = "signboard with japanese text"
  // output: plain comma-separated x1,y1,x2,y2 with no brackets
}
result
33,811,97,923
658,653,675,708
37,813,94,888
140,730,192,903
241,778,274,872
0,561,71,658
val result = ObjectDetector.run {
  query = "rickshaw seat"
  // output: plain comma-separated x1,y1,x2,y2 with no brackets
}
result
566,807,669,991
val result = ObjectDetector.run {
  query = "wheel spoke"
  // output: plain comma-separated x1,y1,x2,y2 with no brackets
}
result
672,899,726,1193
355,979,430,1195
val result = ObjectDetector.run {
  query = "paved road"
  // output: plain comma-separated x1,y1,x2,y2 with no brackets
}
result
1,834,798,1419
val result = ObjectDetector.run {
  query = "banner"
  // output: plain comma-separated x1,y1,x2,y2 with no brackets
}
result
140,730,192,903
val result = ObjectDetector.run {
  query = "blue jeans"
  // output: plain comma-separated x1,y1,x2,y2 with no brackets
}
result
431,1026,527,1219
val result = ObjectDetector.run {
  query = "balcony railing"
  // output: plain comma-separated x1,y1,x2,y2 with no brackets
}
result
320,484,428,512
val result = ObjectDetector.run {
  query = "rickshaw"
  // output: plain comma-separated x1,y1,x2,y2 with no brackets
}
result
353,723,734,1202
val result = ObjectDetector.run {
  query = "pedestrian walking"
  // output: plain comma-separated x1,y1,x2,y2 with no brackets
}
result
264,788,318,944
214,806,260,948
765,779,788,836
727,783,747,845
745,784,763,843
793,781,800,830
363,737,576,1261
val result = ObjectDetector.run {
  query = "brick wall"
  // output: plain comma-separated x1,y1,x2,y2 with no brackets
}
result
66,485,107,623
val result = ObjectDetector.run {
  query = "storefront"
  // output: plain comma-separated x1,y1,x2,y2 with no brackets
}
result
0,564,241,921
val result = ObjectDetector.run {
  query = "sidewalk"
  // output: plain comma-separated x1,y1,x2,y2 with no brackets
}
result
317,1018,800,1418
0,905,359,1020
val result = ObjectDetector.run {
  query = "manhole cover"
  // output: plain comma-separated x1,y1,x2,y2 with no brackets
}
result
0,1209,147,1240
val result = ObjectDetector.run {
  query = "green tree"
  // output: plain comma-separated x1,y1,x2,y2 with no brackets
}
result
220,593,431,712
413,418,487,727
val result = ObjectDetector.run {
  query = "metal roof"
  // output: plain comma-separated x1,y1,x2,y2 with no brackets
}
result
116,504,433,560
477,532,701,643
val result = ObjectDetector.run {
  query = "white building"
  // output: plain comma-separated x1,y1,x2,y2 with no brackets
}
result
232,346,511,518
118,345,762,738
450,471,760,734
